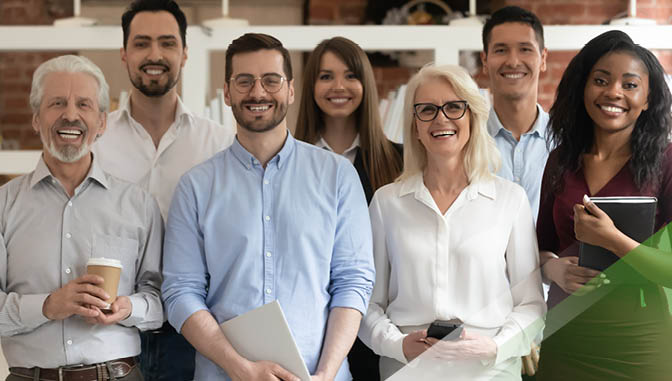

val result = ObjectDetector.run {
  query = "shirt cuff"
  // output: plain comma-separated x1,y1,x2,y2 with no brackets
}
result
384,332,408,365
19,293,50,329
167,294,209,333
119,295,147,327
329,290,368,316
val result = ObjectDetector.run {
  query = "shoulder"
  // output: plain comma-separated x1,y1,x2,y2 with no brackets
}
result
490,175,528,204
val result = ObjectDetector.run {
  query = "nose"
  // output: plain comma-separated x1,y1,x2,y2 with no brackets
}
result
333,76,345,90
249,78,268,98
604,82,624,99
62,101,80,122
505,50,521,67
148,41,162,61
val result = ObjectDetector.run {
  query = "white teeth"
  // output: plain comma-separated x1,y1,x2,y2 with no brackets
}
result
329,98,349,104
431,130,456,137
601,105,625,113
57,129,82,137
249,105,270,112
145,69,164,75
503,73,525,79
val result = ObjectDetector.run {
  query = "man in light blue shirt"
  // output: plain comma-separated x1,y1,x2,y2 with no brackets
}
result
481,6,551,222
162,33,375,381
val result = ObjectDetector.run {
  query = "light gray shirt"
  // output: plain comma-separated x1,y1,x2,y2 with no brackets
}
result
0,156,163,368
487,105,551,223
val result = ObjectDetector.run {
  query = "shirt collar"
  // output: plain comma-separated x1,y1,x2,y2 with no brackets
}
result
315,134,360,155
30,153,110,190
398,172,496,201
230,130,295,170
119,92,196,128
487,104,548,139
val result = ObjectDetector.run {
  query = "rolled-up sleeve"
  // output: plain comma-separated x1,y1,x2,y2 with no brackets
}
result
162,174,210,332
328,162,375,316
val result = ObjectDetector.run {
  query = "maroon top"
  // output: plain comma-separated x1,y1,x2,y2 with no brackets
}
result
537,145,672,308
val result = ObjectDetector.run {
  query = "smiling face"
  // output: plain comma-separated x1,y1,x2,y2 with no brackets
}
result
414,78,470,161
313,51,363,121
224,49,294,134
584,51,649,136
32,71,106,164
481,22,547,102
121,10,187,97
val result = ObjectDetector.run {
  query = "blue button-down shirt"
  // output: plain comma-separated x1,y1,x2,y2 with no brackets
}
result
162,132,375,381
487,105,550,223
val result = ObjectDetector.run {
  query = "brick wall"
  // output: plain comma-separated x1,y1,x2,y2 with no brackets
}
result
0,0,73,150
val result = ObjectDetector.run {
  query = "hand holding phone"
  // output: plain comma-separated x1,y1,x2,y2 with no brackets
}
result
427,319,463,341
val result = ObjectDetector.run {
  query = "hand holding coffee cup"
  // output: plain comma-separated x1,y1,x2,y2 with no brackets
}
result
86,257,123,310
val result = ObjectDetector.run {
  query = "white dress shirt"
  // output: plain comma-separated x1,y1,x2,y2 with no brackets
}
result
315,134,360,164
0,156,163,367
359,173,546,372
94,95,234,220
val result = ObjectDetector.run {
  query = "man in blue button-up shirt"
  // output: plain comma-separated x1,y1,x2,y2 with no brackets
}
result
481,6,551,222
162,33,375,381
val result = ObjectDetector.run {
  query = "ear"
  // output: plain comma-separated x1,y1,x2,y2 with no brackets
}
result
120,47,127,65
97,111,108,138
223,81,232,107
181,45,188,68
32,113,40,134
287,79,295,105
540,47,548,73
480,51,488,75
643,100,649,111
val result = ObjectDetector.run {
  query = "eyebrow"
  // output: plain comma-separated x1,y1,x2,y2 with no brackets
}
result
593,69,642,79
132,35,178,41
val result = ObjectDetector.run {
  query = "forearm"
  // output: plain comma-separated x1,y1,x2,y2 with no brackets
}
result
315,307,362,379
181,309,249,376
539,251,559,285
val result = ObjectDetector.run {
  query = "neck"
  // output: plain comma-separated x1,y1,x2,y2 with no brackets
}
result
492,94,538,141
129,89,179,148
236,123,288,168
423,153,468,192
590,127,633,159
321,114,358,154
43,151,93,197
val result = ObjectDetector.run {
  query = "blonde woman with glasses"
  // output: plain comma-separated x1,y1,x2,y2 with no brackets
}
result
359,64,546,380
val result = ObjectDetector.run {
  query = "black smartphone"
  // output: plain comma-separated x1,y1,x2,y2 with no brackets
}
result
427,320,463,340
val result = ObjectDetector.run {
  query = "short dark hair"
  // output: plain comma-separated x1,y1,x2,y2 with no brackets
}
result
225,33,293,83
482,6,544,53
548,30,672,192
122,0,187,49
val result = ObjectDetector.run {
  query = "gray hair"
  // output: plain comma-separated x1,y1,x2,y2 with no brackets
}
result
29,54,110,114
399,64,501,183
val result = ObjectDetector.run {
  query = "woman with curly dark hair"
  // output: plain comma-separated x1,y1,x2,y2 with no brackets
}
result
536,30,672,380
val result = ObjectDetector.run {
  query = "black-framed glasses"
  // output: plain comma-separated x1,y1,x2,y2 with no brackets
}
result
413,101,468,122
230,73,286,94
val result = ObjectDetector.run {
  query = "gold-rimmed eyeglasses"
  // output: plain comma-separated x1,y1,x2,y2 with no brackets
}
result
229,73,286,94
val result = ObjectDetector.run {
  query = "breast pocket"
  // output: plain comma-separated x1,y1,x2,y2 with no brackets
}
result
91,234,139,297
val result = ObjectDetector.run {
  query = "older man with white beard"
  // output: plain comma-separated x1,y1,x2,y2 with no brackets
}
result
0,54,163,381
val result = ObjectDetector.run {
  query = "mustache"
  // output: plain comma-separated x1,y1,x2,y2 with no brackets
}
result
241,98,276,106
140,60,170,70
53,119,87,131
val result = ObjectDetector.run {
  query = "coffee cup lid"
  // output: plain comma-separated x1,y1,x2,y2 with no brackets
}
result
86,257,123,268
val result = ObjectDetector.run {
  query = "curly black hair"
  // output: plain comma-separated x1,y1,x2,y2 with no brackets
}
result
547,30,672,193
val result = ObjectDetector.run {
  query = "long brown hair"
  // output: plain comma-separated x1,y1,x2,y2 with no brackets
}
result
295,36,402,192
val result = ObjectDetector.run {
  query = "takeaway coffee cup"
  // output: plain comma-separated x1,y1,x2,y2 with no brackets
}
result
86,257,122,308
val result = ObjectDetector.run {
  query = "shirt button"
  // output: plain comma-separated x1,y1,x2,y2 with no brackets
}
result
65,233,72,239
266,288,272,294
515,177,521,182
266,251,272,257
265,216,270,221
66,339,73,345
65,267,71,274
264,180,269,185
67,201,73,207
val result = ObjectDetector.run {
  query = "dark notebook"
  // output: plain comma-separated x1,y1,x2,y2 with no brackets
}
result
578,196,657,271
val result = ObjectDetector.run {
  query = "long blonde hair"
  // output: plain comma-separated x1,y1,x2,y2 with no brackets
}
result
398,64,500,183
295,37,402,191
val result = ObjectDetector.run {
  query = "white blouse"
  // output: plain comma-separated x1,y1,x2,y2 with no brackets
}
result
359,173,546,367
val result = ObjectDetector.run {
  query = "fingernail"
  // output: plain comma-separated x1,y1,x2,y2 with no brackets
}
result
600,273,606,278
103,303,111,309
603,279,610,285
583,194,590,204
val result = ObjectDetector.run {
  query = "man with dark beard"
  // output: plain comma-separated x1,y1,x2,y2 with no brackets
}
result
161,33,375,381
93,1,233,380
0,54,163,381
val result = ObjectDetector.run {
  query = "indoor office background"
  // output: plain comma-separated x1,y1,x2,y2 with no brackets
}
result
1,0,672,376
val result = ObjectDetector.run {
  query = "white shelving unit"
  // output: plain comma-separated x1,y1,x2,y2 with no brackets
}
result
2,24,672,174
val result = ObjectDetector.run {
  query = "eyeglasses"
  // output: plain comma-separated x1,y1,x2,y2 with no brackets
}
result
230,73,286,94
413,101,468,122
